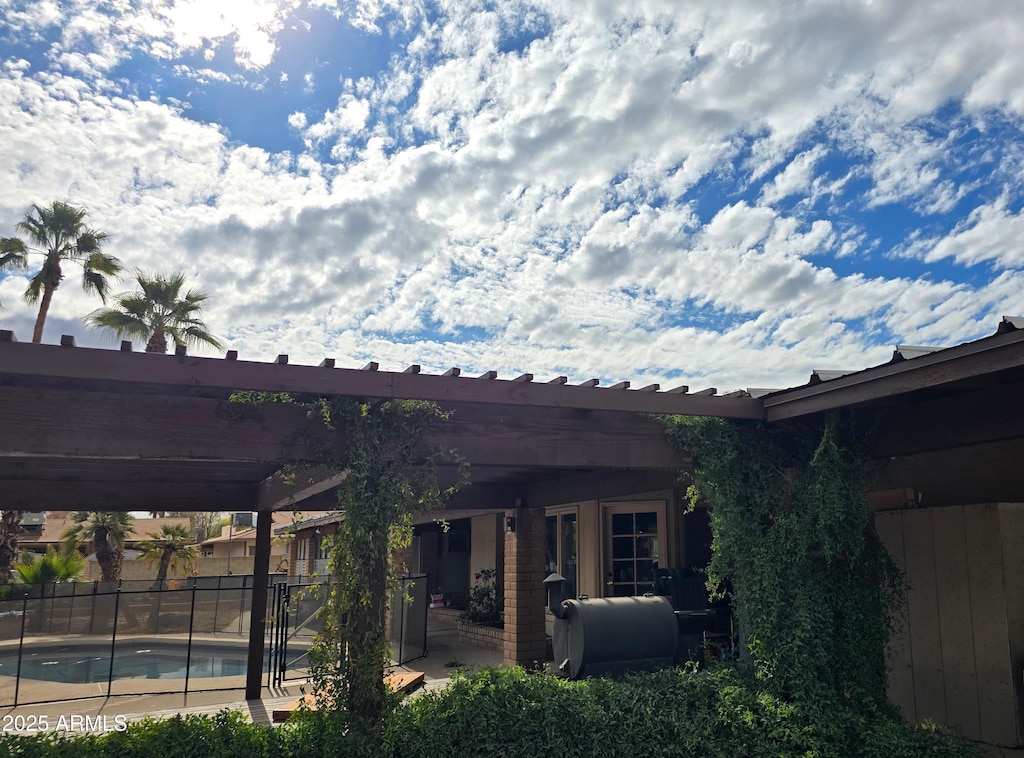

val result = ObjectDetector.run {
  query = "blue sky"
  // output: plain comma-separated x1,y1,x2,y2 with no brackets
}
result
1,0,1022,392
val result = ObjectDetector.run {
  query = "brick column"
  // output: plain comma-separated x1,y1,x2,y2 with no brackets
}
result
503,505,547,666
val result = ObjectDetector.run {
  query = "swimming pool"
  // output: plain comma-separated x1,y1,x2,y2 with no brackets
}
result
0,644,248,684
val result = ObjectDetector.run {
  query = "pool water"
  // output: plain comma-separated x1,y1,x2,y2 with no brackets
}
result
0,646,248,683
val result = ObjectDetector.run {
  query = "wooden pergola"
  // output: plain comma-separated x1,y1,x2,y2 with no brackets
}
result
0,330,759,698
2,317,1024,700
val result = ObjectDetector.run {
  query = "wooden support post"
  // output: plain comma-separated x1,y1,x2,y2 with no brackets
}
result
245,511,273,700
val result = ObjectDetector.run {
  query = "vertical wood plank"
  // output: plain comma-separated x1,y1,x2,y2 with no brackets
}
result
875,511,916,723
931,507,981,740
965,504,1017,746
903,509,947,725
998,503,1024,747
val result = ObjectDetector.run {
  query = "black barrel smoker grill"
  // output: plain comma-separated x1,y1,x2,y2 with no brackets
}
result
544,573,678,679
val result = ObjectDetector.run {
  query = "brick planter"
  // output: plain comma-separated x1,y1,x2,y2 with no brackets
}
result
428,607,463,627
457,621,504,651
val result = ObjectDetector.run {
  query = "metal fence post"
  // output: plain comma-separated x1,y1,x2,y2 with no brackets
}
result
237,576,245,636
184,579,197,695
14,593,27,706
107,587,121,699
212,576,221,634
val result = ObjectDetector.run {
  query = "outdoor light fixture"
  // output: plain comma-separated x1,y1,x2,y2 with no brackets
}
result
505,516,516,533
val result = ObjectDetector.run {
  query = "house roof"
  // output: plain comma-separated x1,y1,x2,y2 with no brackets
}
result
762,316,1024,421
18,514,193,549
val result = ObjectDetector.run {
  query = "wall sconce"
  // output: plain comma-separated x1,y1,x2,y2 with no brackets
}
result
505,516,516,533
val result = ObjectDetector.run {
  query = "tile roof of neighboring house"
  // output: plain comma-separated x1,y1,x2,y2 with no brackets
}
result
274,512,342,535
18,513,193,550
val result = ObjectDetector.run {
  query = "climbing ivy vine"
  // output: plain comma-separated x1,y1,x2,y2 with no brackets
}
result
305,397,466,735
230,391,465,739
660,412,904,713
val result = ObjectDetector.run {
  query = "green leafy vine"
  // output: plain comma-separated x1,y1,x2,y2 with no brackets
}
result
229,391,467,740
660,412,904,716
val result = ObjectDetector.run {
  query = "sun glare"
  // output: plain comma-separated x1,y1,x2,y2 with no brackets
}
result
159,0,303,70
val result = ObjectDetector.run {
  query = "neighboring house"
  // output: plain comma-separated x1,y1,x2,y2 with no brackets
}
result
18,511,193,561
275,513,340,579
201,512,292,573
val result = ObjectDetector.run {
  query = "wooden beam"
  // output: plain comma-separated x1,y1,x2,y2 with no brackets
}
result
523,469,682,509
257,467,347,511
870,380,1024,457
478,371,498,380
869,438,1024,508
0,341,764,418
1,480,257,511
0,386,325,461
427,403,685,469
765,327,1024,421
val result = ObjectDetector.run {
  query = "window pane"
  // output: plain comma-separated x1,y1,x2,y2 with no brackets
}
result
636,535,658,559
545,516,558,574
636,512,657,535
561,514,577,599
612,560,635,583
611,513,634,535
612,536,635,560
636,560,657,583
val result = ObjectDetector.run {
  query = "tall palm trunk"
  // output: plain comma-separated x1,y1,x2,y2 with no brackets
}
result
31,284,56,344
94,526,121,581
0,511,24,586
145,327,168,353
156,548,173,582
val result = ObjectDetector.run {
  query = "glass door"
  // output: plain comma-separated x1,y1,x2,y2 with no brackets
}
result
604,503,665,597
545,509,578,600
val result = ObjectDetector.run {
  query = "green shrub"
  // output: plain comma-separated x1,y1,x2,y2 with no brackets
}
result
382,666,981,758
0,668,982,758
0,710,283,758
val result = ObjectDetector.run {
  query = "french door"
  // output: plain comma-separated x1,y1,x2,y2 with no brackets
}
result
604,502,665,597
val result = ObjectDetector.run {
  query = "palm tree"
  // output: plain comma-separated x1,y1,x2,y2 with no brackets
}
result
138,524,198,582
61,511,134,582
86,270,222,354
0,511,24,586
15,546,86,584
10,201,122,343
0,237,27,311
